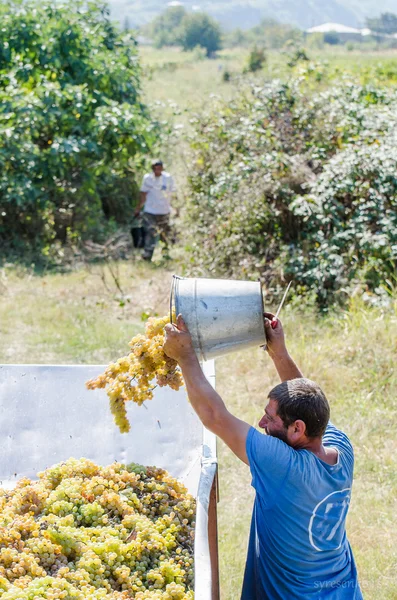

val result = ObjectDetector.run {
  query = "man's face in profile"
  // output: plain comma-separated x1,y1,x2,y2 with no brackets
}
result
258,398,290,444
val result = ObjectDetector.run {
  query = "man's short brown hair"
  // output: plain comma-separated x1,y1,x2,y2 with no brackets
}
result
269,378,330,438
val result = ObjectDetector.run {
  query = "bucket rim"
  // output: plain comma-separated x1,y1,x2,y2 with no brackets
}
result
170,274,185,324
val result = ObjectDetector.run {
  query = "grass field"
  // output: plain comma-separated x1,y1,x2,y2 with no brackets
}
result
1,262,396,599
141,46,397,114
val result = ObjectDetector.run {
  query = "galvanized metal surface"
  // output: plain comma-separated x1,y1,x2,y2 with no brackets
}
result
171,276,266,361
195,361,219,599
0,363,218,599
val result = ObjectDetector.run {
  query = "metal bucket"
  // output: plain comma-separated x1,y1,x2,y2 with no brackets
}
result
170,276,266,360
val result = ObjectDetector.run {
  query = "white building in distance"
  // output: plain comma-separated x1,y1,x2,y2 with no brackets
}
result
307,23,362,35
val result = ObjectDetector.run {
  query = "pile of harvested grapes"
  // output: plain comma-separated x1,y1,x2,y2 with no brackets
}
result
86,315,183,433
0,458,195,599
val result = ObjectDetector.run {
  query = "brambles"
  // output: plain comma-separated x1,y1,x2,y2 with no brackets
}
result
184,73,397,307
0,458,195,599
86,315,183,433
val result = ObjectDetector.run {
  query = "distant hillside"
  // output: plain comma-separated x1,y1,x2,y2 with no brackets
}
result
110,0,397,30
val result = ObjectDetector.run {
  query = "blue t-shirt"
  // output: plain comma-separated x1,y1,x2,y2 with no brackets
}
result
241,422,363,599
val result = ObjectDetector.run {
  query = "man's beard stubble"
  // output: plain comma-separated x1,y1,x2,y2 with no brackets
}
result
266,427,290,445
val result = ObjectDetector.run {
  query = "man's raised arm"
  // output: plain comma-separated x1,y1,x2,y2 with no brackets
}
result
263,312,303,382
163,315,250,465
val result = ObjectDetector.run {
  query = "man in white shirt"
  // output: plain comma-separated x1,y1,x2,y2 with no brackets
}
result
134,160,176,261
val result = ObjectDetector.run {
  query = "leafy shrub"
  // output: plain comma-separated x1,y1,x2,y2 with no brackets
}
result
179,13,222,57
144,5,221,57
246,46,266,73
225,19,302,50
286,47,310,68
183,74,397,306
324,32,341,46
145,5,187,48
0,0,157,257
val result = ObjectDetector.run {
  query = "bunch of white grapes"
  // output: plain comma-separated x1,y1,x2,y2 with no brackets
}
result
86,315,184,433
0,458,195,599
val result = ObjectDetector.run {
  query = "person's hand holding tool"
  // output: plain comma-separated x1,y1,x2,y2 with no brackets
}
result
263,312,288,358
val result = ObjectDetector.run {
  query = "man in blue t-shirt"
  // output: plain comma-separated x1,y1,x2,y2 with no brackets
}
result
164,312,363,599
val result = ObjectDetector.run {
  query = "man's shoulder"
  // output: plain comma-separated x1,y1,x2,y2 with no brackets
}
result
247,427,297,466
324,422,355,468
324,422,354,448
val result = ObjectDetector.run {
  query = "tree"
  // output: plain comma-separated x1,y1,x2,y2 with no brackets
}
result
249,19,302,49
0,0,156,257
367,12,397,34
225,28,247,48
179,13,221,56
247,46,266,72
324,32,341,45
145,6,186,48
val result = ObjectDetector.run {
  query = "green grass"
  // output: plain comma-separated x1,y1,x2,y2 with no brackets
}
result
1,263,396,599
140,46,397,115
0,261,174,364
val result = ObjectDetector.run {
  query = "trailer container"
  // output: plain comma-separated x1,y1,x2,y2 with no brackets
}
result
0,362,219,600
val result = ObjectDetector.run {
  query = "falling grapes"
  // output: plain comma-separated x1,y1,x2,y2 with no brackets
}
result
86,315,184,433
0,458,195,599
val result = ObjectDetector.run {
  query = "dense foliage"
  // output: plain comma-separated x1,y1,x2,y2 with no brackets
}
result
146,6,187,49
0,0,156,257
367,12,397,34
145,7,221,56
225,19,302,49
179,13,222,57
246,47,267,73
184,70,397,306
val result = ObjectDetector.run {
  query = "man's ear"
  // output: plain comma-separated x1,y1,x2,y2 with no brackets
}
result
292,419,306,438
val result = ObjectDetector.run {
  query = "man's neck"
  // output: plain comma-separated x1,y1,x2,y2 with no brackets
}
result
297,438,338,465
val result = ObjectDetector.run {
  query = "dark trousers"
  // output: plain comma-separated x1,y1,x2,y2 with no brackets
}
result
142,212,171,260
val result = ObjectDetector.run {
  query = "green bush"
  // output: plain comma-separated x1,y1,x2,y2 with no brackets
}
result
246,46,266,73
183,75,397,306
145,6,187,48
324,32,341,45
0,0,157,257
224,19,302,50
145,7,221,57
179,13,222,57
